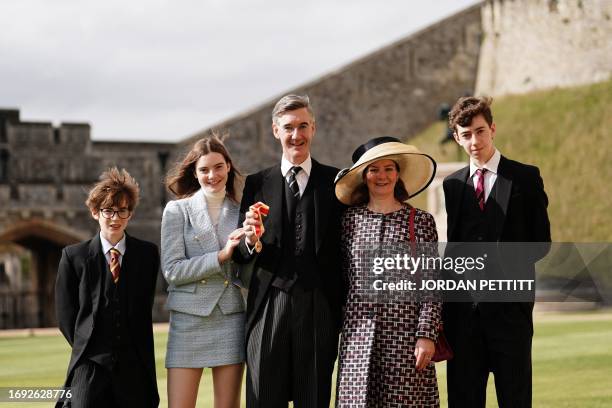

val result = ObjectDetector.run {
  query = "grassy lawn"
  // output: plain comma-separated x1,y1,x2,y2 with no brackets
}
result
0,329,219,408
1,310,611,407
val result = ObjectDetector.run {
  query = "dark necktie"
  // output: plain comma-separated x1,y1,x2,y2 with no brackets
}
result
475,168,487,211
286,166,302,199
109,248,121,284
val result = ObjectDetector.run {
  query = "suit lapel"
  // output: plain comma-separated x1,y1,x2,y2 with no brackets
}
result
215,196,238,241
309,160,331,254
449,166,470,241
188,189,220,249
492,156,512,240
122,233,137,316
216,197,232,236
86,234,106,316
260,166,284,246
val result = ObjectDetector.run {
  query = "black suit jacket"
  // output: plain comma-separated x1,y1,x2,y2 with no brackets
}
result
442,155,551,335
444,155,550,244
233,159,345,337
55,232,159,406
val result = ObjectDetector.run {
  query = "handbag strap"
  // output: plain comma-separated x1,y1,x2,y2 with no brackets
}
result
409,206,416,254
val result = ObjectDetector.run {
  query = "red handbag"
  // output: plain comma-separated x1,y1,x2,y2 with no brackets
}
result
432,323,454,362
409,207,454,362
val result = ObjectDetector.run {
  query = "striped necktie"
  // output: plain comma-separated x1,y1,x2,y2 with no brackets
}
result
475,168,487,211
286,166,302,199
109,248,121,284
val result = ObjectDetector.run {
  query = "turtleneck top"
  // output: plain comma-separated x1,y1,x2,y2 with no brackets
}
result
203,187,226,226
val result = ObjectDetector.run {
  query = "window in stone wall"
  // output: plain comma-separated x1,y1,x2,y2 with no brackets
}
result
0,263,9,286
0,149,8,182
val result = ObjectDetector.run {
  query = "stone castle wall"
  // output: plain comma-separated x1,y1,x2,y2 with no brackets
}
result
0,110,174,326
182,4,483,173
476,0,612,96
0,110,173,246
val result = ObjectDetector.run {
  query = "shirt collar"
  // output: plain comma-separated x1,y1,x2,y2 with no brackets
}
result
99,232,126,256
281,155,312,177
470,148,501,177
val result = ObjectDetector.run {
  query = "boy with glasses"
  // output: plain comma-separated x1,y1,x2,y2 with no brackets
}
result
55,167,160,407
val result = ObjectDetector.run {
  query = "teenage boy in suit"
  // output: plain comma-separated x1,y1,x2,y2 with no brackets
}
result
55,167,159,408
233,94,345,408
442,96,551,408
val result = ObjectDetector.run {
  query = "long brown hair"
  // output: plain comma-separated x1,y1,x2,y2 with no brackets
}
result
165,133,242,201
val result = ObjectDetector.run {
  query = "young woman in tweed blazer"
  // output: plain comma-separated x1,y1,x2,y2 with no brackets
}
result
161,135,245,408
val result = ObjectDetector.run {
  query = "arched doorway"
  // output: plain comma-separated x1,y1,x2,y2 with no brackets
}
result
0,219,88,328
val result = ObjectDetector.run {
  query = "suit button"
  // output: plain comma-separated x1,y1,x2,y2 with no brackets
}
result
200,279,207,284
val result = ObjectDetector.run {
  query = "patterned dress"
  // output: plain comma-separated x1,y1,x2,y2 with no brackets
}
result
336,204,441,408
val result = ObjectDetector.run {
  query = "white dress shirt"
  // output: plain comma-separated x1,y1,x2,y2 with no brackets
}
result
100,233,126,267
469,149,501,202
281,155,312,197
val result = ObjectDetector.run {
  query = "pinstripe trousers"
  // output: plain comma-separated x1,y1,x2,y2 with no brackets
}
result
67,353,154,408
68,361,117,408
246,286,338,408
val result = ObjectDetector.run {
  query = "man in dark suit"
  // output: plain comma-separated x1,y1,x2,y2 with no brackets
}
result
442,96,551,408
233,94,344,407
55,168,159,408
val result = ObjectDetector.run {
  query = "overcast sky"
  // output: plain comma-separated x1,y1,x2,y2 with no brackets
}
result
1,0,480,142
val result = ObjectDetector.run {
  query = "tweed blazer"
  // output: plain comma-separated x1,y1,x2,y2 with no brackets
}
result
161,188,245,317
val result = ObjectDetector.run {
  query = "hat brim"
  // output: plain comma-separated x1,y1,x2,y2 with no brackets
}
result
334,142,436,206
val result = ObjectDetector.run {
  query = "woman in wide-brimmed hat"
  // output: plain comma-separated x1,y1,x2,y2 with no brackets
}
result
334,136,441,407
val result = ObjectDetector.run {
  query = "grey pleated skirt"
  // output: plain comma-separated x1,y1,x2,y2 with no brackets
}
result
165,306,245,368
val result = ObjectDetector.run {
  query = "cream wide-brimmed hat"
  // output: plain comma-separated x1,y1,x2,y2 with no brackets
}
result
334,136,436,205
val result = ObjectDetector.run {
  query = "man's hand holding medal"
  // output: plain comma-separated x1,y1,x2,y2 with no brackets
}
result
243,201,270,253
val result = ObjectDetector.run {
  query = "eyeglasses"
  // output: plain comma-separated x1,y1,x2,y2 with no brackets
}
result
100,208,131,219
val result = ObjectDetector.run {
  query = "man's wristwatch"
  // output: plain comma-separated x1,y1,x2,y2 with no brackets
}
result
254,240,263,253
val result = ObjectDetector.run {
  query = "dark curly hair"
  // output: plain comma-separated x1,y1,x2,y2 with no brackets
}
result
448,96,493,132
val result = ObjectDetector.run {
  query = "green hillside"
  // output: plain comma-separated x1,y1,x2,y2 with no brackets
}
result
408,79,612,241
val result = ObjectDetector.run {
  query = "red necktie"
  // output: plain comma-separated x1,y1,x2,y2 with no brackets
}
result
475,168,487,211
109,248,121,284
